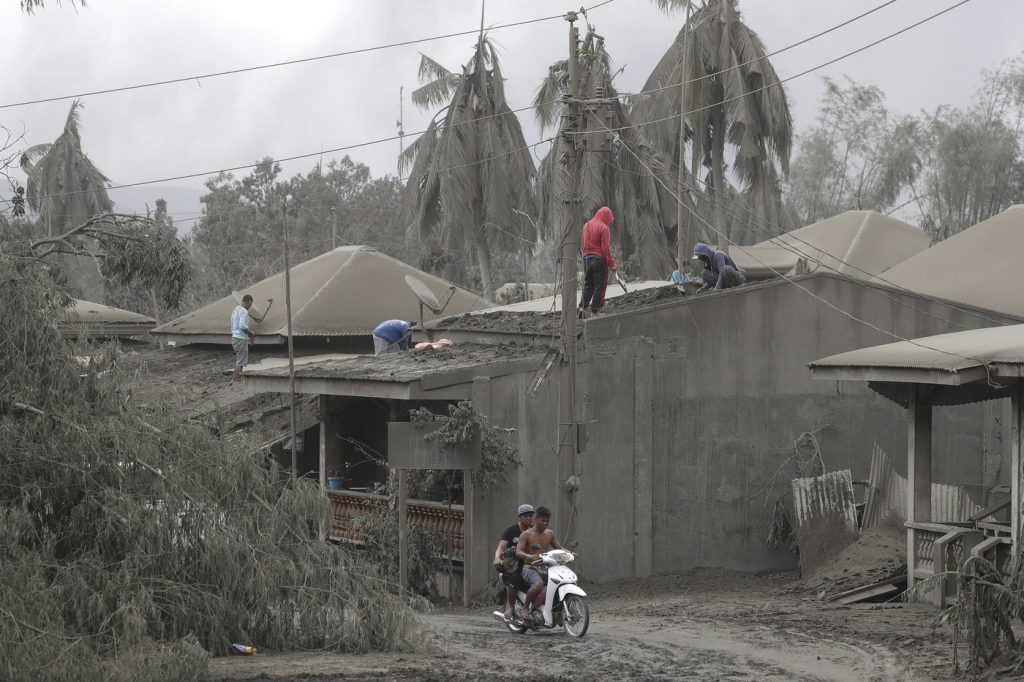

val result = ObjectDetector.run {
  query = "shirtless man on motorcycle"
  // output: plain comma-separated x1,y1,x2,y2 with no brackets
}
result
515,506,562,621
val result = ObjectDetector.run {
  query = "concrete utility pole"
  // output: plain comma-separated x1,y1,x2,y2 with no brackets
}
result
676,1,694,278
282,197,298,480
557,11,582,540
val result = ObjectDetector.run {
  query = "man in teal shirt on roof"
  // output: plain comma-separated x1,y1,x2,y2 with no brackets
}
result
231,294,255,382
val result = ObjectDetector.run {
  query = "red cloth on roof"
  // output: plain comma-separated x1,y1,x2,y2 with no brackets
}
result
581,206,616,270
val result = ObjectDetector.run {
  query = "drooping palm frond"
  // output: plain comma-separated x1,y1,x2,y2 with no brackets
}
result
20,100,112,237
418,53,454,83
534,59,568,132
636,0,793,245
535,27,676,279
400,36,535,297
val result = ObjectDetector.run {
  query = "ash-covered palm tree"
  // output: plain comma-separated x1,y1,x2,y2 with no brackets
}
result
534,27,677,278
637,0,793,245
20,100,113,299
21,100,112,237
400,37,535,299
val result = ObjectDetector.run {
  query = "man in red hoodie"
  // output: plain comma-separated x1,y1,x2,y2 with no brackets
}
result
579,206,617,316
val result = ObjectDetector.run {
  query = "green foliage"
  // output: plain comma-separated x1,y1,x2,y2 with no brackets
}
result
0,257,423,681
409,401,521,490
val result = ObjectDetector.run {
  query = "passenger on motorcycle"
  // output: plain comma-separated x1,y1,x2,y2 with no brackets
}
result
492,503,535,620
515,505,562,622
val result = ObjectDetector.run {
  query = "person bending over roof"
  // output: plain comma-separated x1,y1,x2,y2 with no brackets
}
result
693,242,746,292
372,320,418,355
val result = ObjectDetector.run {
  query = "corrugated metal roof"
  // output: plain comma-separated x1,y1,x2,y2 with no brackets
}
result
877,205,1024,318
729,210,928,281
809,324,1024,373
56,299,156,338
152,246,490,343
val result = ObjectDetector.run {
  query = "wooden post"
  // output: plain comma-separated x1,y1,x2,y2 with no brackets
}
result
318,395,328,490
463,467,474,608
1012,384,1022,554
282,197,298,481
398,468,408,595
906,385,933,591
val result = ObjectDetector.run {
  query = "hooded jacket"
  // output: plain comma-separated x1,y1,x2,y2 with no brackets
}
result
581,207,616,270
693,242,741,290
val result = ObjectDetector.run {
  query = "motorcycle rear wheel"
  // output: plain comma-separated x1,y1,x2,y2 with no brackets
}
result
561,595,589,637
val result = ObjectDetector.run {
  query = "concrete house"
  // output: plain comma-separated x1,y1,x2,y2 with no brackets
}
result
246,269,1016,597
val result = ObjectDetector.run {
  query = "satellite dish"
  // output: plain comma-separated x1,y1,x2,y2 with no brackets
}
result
232,291,274,323
404,275,457,334
404,275,443,313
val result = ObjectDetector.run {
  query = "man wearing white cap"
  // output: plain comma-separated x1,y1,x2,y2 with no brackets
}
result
492,504,535,621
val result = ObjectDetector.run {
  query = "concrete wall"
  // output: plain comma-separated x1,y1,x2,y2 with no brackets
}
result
582,275,1010,574
462,275,1014,593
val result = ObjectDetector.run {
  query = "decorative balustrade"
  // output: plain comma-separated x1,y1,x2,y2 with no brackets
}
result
327,489,465,561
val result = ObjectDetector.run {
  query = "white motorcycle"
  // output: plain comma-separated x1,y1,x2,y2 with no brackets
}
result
492,549,589,637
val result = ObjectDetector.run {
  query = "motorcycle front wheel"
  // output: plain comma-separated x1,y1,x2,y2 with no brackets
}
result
561,595,590,637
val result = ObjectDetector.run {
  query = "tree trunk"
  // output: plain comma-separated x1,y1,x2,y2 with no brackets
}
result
474,236,495,302
711,112,728,245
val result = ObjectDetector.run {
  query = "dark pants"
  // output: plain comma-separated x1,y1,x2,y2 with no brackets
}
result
701,266,745,290
501,570,527,593
580,256,608,313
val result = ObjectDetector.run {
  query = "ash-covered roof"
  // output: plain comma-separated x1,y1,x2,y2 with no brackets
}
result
245,342,545,384
152,246,490,343
809,324,1024,375
729,210,928,281
875,205,1024,319
427,283,686,336
57,299,156,338
809,324,1024,407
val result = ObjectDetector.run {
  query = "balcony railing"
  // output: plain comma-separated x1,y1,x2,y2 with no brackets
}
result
327,489,465,561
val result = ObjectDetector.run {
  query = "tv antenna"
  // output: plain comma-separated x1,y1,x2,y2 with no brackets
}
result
232,291,274,323
404,275,456,337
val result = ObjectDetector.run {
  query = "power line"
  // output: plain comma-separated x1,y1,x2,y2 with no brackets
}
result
599,110,1003,381
0,0,618,111
5,0,910,206
623,0,901,100
597,150,1008,329
612,0,975,135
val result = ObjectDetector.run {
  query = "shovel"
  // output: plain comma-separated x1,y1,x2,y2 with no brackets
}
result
614,271,628,294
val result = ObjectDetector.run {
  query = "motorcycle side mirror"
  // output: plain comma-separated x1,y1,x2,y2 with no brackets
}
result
567,541,579,551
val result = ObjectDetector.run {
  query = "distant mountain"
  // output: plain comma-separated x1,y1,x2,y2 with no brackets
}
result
107,185,204,236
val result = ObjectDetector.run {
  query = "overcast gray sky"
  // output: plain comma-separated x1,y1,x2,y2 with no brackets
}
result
2,0,1020,228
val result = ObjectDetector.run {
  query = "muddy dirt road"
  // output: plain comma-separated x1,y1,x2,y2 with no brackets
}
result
209,570,959,681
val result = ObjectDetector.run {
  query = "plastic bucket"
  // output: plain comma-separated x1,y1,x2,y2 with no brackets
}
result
327,476,344,491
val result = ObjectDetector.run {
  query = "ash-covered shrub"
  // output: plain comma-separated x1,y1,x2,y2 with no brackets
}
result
0,257,424,682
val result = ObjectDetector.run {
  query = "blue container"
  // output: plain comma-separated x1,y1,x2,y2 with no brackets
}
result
327,476,344,491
